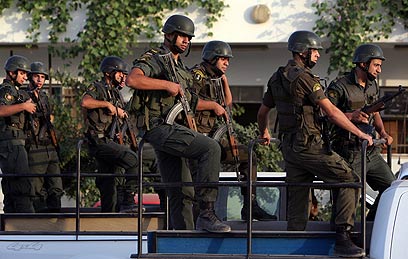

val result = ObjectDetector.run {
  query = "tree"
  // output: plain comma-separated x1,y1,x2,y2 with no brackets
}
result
313,0,408,75
0,0,228,206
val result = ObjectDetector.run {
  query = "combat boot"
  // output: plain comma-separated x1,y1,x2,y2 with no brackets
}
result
333,225,365,258
196,202,231,233
119,191,143,213
241,198,277,221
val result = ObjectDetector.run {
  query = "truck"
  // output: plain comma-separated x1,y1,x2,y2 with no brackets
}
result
0,139,407,259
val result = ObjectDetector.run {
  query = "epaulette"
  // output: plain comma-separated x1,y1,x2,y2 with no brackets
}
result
137,48,160,62
285,66,305,82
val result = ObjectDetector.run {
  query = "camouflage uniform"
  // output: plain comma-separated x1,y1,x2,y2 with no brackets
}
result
84,80,138,212
26,89,63,212
262,59,359,230
327,69,395,220
0,79,35,212
130,45,222,230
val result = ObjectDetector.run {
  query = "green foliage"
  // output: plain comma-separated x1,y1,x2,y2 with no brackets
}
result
0,0,227,206
233,105,283,172
0,0,227,83
313,0,408,75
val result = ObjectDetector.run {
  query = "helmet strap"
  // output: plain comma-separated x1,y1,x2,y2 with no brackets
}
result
165,33,184,54
109,71,121,86
8,71,21,86
184,41,191,57
359,61,376,81
299,50,316,69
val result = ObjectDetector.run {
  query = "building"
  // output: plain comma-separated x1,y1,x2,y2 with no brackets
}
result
1,0,407,151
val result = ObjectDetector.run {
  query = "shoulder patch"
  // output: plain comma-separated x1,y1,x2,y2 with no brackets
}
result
313,83,321,92
88,85,97,92
5,92,14,102
192,69,205,82
327,89,338,99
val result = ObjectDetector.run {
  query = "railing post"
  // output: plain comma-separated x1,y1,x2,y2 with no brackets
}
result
247,138,280,258
360,140,368,255
137,139,145,258
75,139,84,241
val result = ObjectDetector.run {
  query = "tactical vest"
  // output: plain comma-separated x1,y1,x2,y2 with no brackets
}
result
132,47,195,131
86,81,117,135
26,90,52,144
333,73,378,113
191,63,220,134
270,65,321,144
331,73,379,146
0,80,29,140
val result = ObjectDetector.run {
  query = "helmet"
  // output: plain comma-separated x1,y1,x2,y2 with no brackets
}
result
100,56,129,74
352,44,385,63
202,41,233,63
4,55,30,73
30,62,49,80
162,15,195,37
288,31,323,53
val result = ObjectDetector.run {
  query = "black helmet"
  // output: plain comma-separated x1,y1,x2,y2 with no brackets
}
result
30,62,49,80
288,31,323,53
162,15,195,37
352,44,385,63
4,55,30,73
100,56,129,74
202,41,233,63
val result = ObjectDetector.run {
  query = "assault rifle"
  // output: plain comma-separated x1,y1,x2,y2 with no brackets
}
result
158,52,197,131
17,90,38,149
212,77,240,179
109,101,124,145
30,89,61,161
362,85,405,114
358,85,405,134
319,78,332,154
117,89,138,153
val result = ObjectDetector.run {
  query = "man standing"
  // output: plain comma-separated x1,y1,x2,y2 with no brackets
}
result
326,44,395,221
257,31,372,257
81,56,138,213
0,55,36,213
126,14,230,233
26,61,64,213
190,40,275,221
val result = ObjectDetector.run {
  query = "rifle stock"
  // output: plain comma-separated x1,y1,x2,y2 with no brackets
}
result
158,52,197,131
362,85,405,114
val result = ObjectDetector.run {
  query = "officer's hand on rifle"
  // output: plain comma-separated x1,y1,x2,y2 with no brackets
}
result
166,81,182,97
116,107,127,119
105,102,117,116
212,102,226,117
24,98,36,114
350,109,369,124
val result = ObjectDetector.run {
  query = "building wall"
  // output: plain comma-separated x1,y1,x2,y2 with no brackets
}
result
0,1,407,132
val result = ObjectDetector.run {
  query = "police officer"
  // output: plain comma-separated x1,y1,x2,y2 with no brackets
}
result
326,44,395,221
126,14,230,233
190,40,276,221
81,56,139,213
26,61,64,212
257,31,373,257
0,55,36,213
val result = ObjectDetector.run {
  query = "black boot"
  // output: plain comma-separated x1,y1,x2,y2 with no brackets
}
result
119,191,141,213
241,198,277,221
196,202,231,233
333,225,365,258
